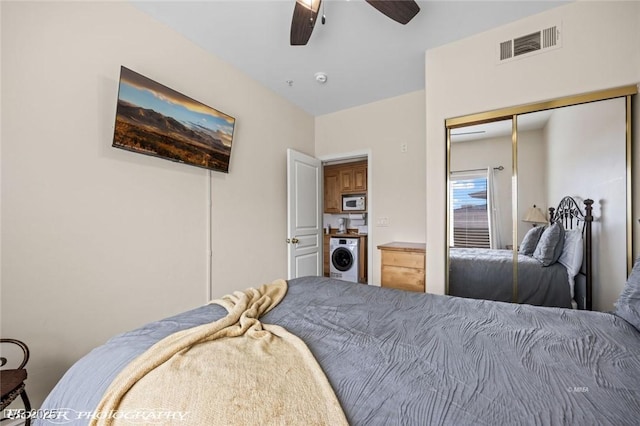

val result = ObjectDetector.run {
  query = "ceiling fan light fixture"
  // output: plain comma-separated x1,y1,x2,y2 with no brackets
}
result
297,0,320,13
290,0,322,45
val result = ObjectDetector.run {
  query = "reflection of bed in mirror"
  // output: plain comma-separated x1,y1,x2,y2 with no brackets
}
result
449,196,593,309
446,89,634,312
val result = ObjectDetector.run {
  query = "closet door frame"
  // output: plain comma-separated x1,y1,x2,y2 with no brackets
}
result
445,84,637,299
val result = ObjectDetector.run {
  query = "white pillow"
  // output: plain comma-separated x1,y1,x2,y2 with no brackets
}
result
558,229,583,277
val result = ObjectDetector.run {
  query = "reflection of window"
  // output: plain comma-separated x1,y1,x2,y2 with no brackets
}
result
450,171,490,248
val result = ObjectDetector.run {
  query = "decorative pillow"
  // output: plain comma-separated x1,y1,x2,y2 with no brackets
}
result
533,221,565,266
519,226,546,256
614,257,640,332
558,229,583,277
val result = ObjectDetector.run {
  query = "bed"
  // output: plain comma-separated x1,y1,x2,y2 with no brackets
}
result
36,264,640,425
449,196,593,309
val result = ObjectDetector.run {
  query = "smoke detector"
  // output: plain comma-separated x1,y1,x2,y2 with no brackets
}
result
314,72,328,84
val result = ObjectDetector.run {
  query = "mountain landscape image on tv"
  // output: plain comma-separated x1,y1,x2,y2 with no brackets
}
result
113,66,236,173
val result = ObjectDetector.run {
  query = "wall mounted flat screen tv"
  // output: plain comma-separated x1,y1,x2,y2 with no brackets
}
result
112,66,236,173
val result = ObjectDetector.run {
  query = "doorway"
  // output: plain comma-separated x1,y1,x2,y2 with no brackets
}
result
320,150,372,284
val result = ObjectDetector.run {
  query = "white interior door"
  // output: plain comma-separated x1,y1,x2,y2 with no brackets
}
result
287,149,322,279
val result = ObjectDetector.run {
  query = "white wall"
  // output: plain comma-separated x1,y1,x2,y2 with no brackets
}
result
517,129,548,243
426,1,640,308
450,129,546,249
315,91,426,286
450,135,513,248
545,98,627,310
1,1,314,406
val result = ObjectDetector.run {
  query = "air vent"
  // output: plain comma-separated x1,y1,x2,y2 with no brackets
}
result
500,40,513,61
542,26,557,48
498,24,561,63
514,32,541,57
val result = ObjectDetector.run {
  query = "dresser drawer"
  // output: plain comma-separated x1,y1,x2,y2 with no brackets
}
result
381,265,425,292
381,250,424,269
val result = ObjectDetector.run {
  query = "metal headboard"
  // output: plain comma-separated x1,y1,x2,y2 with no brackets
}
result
548,196,594,310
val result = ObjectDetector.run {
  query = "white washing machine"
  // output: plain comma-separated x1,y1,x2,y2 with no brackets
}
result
329,237,360,283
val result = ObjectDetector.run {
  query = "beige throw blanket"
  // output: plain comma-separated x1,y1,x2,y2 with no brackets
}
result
92,279,348,425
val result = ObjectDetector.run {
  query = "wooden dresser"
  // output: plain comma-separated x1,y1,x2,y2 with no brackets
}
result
377,242,426,292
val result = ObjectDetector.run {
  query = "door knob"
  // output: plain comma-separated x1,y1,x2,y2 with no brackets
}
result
291,238,299,244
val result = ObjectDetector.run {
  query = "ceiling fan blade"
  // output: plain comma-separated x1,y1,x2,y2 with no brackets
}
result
365,0,420,25
290,0,322,46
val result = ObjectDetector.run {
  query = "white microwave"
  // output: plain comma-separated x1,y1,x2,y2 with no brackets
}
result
342,195,366,211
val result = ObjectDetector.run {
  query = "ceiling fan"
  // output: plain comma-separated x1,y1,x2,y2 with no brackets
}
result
290,0,420,46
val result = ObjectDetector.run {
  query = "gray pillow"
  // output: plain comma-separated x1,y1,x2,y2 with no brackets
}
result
614,257,640,331
533,221,565,266
519,226,546,256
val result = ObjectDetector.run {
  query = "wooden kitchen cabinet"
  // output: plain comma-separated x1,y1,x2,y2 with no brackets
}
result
357,235,368,283
323,234,330,277
324,161,367,213
378,242,426,292
340,161,367,193
323,167,341,213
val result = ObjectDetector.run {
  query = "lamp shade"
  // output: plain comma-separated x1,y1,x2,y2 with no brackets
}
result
523,205,547,224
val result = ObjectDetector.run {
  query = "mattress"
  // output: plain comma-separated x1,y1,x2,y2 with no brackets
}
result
37,276,640,425
449,247,572,308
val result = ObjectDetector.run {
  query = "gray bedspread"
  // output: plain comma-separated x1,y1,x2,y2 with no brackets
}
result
38,276,640,425
449,248,572,308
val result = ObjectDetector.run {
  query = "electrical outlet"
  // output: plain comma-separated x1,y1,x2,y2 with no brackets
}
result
400,143,408,153
376,217,390,227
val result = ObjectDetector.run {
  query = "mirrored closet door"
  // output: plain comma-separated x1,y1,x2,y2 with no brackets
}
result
448,118,516,303
446,86,636,311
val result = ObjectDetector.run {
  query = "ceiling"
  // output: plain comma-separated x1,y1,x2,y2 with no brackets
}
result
132,1,569,116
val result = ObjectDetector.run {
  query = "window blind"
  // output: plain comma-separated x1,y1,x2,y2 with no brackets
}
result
451,171,490,248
